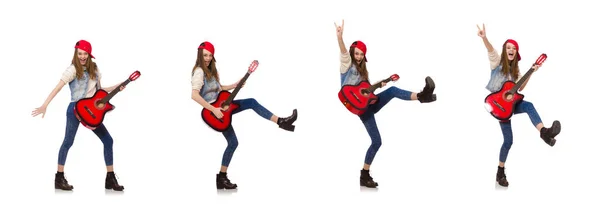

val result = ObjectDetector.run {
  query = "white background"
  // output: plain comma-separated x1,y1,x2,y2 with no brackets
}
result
1,0,598,213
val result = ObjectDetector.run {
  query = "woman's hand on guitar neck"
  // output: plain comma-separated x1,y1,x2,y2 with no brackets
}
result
211,107,224,119
233,79,245,88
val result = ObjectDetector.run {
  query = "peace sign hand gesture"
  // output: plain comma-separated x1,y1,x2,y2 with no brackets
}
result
477,23,487,38
334,19,344,38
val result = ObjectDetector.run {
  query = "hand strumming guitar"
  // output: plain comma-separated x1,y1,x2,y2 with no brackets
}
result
211,107,224,119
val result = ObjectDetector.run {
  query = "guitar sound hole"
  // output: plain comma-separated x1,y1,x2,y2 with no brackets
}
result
504,93,514,101
360,89,369,96
95,100,105,109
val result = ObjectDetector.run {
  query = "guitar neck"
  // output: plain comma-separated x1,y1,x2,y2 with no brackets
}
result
367,77,393,93
223,71,252,105
508,66,535,94
100,79,131,104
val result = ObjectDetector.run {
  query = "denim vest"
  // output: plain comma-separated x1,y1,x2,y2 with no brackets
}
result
485,65,516,92
68,70,100,102
340,64,363,87
199,74,222,103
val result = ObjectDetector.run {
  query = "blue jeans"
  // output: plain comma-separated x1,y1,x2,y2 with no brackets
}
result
221,98,274,167
58,102,114,166
358,86,413,165
498,100,543,162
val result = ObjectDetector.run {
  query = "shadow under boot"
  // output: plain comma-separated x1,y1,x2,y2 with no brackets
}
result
55,172,74,191
105,172,125,191
216,172,237,189
496,166,509,187
540,120,561,146
360,169,378,188
417,76,437,103
277,109,298,132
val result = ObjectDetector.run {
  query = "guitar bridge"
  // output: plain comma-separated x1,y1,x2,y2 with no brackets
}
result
492,100,506,112
84,106,97,119
350,91,362,103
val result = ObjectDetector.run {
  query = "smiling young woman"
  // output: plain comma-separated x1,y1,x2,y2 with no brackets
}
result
477,24,562,187
190,41,299,189
335,20,438,188
31,40,126,191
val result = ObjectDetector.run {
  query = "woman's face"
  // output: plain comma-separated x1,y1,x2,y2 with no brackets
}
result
353,48,365,64
505,43,517,61
77,48,89,65
203,49,213,66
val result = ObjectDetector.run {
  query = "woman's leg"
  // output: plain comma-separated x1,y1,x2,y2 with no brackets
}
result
220,126,239,170
497,120,512,187
231,98,298,131
217,126,239,189
369,76,437,113
55,102,79,190
91,124,114,168
57,103,80,170
514,100,561,146
92,124,124,191
358,110,381,188
369,86,413,113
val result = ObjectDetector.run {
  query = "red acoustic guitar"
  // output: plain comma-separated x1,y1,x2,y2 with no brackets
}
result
74,70,141,130
484,53,547,121
338,74,400,115
201,60,259,132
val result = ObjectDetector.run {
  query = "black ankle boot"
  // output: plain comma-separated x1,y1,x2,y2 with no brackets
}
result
55,172,74,191
216,172,237,189
496,166,509,187
540,120,561,146
360,169,378,188
277,109,298,132
105,172,124,191
417,76,437,103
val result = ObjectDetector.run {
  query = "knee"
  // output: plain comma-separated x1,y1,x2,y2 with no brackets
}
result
501,139,513,149
103,135,114,147
388,86,401,92
522,101,535,111
502,132,513,143
60,139,74,150
227,141,239,151
371,138,382,149
247,98,258,105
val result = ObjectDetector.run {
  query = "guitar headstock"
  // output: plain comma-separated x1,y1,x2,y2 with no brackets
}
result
535,53,547,66
390,74,400,81
129,70,141,81
247,60,259,74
